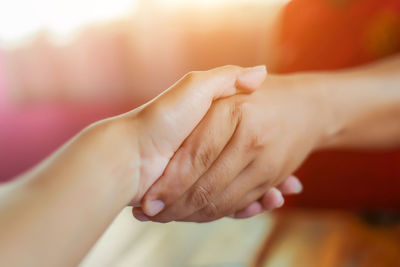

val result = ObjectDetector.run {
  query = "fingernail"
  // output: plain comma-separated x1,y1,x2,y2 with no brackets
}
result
145,200,165,216
246,65,267,72
134,211,150,222
269,187,285,208
237,65,267,90
291,177,303,194
276,191,285,208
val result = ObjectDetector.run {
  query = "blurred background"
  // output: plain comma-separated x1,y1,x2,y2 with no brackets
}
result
0,0,283,181
1,0,400,266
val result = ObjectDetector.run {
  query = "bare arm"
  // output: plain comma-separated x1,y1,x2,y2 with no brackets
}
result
315,55,400,149
0,66,266,266
141,55,400,222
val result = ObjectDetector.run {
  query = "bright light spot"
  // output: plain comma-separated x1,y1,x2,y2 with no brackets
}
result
154,0,289,6
0,0,289,44
0,0,138,43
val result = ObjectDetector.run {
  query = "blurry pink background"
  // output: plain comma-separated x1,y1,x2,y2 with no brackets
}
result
0,1,280,181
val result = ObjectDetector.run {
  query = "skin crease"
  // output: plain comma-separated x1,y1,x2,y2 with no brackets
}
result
137,55,400,223
0,66,269,267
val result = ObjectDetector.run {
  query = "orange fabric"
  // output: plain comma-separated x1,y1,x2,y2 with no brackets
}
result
277,0,400,211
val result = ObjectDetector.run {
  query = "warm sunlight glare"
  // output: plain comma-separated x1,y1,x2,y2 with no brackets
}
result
0,0,289,44
0,0,138,43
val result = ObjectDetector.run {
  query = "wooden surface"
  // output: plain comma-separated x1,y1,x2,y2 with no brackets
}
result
81,209,400,267
256,211,400,267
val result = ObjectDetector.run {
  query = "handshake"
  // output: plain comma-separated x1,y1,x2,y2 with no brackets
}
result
4,60,399,266
114,65,311,223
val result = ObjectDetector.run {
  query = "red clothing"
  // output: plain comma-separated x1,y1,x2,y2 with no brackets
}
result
278,0,400,211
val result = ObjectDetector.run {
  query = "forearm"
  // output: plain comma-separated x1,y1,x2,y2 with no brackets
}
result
0,65,263,265
314,56,400,150
0,118,138,267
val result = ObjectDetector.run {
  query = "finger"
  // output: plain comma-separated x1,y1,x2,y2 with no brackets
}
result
225,188,283,222
229,176,299,220
180,173,294,222
277,175,303,195
231,186,285,220
229,173,290,215
259,187,285,211
182,186,283,222
181,160,272,222
135,65,267,155
142,98,241,217
231,189,283,220
149,131,256,222
181,189,282,223
230,161,301,214
232,201,264,219
132,207,150,222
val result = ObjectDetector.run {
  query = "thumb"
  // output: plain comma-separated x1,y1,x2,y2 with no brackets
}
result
135,65,267,155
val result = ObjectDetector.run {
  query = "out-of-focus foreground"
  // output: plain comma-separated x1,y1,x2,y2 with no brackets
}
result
82,209,400,267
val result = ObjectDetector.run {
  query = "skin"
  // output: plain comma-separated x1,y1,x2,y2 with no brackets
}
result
0,65,270,267
138,55,400,223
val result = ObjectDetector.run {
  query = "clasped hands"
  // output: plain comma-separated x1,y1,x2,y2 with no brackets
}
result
122,65,326,223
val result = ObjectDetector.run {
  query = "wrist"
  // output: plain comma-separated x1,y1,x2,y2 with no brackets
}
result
278,73,344,152
300,73,345,151
84,116,142,205
114,112,164,206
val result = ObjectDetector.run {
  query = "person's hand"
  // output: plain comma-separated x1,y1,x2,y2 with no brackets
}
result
0,66,266,267
122,65,267,205
133,175,302,221
230,175,303,219
138,74,329,222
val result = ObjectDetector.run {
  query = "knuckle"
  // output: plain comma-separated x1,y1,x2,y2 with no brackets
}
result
230,100,243,123
250,134,267,151
183,71,201,84
200,202,220,219
230,98,267,153
229,97,250,124
180,140,216,177
242,133,266,153
239,101,252,114
229,95,253,120
188,184,213,209
200,193,234,220
193,143,216,170
220,65,240,72
154,174,183,201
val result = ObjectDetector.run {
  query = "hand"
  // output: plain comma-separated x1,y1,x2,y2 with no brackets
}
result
0,66,266,266
139,74,329,222
231,175,303,219
123,65,267,205
133,175,302,221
